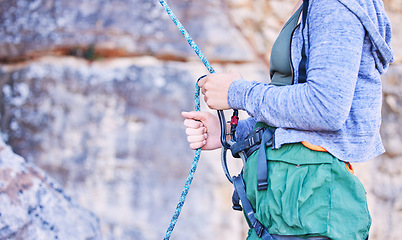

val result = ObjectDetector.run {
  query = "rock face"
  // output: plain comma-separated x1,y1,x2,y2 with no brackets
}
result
0,0,254,63
0,138,100,239
0,0,401,239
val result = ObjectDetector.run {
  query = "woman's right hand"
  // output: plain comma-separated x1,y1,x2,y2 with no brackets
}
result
181,111,222,150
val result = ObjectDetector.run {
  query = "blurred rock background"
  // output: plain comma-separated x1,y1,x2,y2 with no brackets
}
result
0,0,400,239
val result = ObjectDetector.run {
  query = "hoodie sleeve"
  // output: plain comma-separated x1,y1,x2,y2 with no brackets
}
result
228,0,366,131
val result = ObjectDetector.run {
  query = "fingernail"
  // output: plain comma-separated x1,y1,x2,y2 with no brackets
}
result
204,133,208,139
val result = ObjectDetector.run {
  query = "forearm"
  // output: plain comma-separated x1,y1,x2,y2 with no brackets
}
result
228,0,365,131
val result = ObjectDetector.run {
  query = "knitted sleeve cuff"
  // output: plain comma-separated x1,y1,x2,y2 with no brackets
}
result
227,79,255,110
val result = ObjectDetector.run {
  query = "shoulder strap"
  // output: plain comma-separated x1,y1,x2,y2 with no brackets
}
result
297,0,309,84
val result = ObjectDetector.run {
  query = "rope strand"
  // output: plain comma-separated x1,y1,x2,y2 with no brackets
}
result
163,84,201,240
158,1,221,239
158,0,215,74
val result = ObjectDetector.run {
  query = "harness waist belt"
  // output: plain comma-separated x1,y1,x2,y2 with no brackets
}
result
230,127,270,158
230,126,274,191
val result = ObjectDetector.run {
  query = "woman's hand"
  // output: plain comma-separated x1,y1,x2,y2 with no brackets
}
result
198,72,242,110
181,111,222,150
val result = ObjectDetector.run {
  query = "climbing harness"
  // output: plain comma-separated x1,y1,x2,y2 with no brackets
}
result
222,126,276,240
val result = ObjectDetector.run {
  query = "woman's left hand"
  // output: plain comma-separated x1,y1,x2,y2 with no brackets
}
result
198,72,242,110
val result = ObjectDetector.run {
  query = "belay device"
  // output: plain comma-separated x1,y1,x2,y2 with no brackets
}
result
158,1,274,239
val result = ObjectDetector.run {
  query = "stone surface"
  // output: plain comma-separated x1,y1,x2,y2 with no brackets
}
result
0,138,100,239
0,0,401,239
0,0,254,63
0,57,253,239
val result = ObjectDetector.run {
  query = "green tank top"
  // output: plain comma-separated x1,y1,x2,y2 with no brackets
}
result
269,6,303,86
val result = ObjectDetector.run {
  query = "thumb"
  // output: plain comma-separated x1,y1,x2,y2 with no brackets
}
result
181,111,207,121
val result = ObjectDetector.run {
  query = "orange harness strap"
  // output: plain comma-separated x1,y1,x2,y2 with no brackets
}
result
301,141,354,174
301,141,327,152
344,162,355,174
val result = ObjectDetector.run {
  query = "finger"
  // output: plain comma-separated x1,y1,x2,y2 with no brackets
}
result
181,111,208,122
197,75,207,88
190,141,206,150
181,111,195,118
187,134,207,143
186,127,206,136
184,118,203,128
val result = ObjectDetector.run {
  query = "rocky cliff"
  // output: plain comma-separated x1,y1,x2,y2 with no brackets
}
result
0,0,401,239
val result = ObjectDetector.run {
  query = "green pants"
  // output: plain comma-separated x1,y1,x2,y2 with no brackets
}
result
243,142,371,240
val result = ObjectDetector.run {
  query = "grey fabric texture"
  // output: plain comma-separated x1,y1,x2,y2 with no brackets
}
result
230,0,394,162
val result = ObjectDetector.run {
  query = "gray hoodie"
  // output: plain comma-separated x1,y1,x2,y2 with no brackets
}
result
228,0,394,162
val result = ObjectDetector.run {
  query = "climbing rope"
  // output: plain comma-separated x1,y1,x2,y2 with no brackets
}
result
158,1,215,239
163,84,201,240
158,0,238,238
158,0,216,74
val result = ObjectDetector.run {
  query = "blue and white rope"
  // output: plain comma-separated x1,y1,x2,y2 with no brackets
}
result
163,85,201,240
158,1,216,239
158,0,216,74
